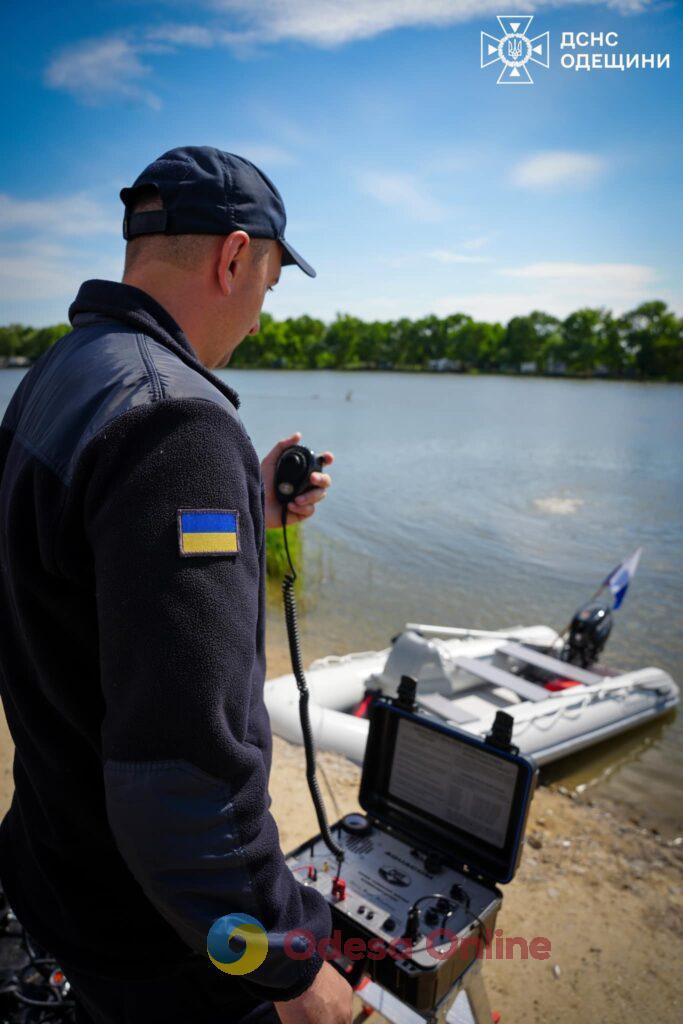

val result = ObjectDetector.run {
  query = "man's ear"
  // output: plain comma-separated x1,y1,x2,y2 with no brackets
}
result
217,231,250,296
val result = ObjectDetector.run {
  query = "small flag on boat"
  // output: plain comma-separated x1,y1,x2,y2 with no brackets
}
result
602,547,642,609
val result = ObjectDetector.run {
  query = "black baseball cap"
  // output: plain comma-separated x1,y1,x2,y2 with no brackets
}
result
120,146,315,277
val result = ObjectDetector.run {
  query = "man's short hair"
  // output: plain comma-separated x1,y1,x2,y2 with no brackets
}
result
123,187,271,274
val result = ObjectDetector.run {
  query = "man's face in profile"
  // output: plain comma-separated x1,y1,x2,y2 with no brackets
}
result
216,238,282,368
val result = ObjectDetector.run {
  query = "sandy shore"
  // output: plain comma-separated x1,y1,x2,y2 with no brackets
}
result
271,738,683,1023
1,644,681,1022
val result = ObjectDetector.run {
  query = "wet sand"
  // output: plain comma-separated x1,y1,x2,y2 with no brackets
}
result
0,642,681,1022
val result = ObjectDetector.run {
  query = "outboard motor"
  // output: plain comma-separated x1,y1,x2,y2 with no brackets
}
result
562,600,613,668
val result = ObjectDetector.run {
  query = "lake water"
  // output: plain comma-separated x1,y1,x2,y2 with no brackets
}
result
2,368,682,834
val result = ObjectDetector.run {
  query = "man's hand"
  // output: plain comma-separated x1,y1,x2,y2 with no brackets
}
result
274,961,353,1024
261,432,334,530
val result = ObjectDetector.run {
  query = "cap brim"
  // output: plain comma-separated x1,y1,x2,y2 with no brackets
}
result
279,237,316,278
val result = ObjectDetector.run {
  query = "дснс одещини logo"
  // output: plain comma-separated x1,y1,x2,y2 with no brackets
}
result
481,16,550,85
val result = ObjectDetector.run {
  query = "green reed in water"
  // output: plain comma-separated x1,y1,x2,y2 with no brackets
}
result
265,523,302,580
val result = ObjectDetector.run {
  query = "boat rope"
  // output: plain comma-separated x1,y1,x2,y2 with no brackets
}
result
309,649,388,670
511,685,643,737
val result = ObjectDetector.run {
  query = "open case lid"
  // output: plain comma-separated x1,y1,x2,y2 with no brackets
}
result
359,699,538,884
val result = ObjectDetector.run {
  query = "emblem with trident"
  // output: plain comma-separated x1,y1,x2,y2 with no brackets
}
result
481,15,550,85
507,36,524,62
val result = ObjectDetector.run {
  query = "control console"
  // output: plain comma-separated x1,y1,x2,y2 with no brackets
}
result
287,690,537,1013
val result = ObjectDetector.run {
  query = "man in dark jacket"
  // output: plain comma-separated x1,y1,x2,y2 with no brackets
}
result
0,147,352,1023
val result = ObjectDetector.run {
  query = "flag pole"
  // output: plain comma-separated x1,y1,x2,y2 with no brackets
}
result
553,548,641,651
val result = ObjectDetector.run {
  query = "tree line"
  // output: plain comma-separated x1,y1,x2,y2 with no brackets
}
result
1,300,681,380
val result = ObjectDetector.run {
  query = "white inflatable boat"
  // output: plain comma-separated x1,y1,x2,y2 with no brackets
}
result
265,621,679,766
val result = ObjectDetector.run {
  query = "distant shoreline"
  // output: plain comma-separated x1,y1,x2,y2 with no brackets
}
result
2,300,682,381
3,365,681,385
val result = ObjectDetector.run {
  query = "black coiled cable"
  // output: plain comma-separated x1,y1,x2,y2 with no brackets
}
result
281,505,344,872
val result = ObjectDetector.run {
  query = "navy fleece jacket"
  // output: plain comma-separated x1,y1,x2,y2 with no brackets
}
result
0,280,331,1003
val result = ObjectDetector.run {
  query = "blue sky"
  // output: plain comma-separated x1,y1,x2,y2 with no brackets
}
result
1,1,681,327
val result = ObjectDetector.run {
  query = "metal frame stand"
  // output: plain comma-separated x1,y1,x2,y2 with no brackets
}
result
354,958,495,1024
431,959,494,1024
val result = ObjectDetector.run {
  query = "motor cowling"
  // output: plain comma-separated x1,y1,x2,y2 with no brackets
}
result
562,601,613,668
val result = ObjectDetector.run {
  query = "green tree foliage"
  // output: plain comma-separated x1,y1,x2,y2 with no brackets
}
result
618,301,683,380
2,303,681,380
560,308,612,375
0,323,70,360
501,312,562,371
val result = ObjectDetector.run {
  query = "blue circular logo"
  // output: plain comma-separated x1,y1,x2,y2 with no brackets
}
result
207,913,268,975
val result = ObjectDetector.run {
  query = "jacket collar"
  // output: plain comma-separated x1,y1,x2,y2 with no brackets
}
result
69,279,240,409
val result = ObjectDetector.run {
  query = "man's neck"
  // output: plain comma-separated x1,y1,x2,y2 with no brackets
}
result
122,271,213,366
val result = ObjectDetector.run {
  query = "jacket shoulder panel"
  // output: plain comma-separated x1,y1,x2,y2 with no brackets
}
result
143,337,238,417
6,323,239,484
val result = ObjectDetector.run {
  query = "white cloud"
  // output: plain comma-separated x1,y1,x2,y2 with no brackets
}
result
427,248,488,264
0,242,120,304
265,253,670,324
45,36,162,108
0,192,121,317
0,194,118,237
427,261,659,321
205,1,654,48
511,151,607,190
235,252,680,324
0,244,78,302
45,1,657,106
379,247,489,269
502,261,655,288
215,0,485,47
146,24,248,48
461,236,489,251
358,172,443,222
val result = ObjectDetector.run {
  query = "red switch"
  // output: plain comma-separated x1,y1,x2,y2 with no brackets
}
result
332,878,346,902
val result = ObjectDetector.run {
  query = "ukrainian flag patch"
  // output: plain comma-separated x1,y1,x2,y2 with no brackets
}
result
177,509,240,557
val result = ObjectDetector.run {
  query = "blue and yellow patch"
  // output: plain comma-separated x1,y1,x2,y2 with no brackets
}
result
177,509,240,557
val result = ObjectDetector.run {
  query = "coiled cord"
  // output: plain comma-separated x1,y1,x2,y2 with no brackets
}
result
281,505,344,872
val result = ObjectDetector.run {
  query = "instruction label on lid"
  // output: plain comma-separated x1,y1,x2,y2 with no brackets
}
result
388,717,518,848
